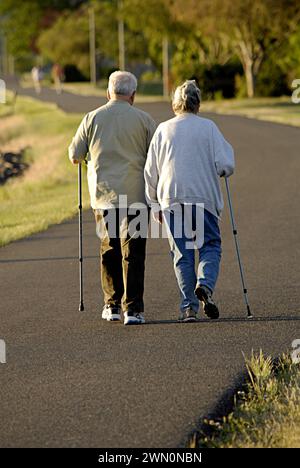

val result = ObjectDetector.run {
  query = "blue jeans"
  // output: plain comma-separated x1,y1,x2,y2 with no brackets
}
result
164,205,222,312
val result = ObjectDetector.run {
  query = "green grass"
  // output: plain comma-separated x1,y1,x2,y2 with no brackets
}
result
202,96,300,127
0,93,89,247
189,351,300,448
57,81,167,103
18,76,300,123
61,85,300,122
20,73,166,102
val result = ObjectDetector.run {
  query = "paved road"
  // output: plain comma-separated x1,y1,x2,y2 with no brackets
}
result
0,84,299,447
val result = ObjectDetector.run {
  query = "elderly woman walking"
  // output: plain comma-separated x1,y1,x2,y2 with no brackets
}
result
144,80,235,321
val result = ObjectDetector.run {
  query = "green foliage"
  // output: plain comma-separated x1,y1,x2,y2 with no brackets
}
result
1,0,300,97
37,1,119,79
123,0,176,37
255,60,290,97
276,24,300,85
123,0,186,69
172,43,242,99
0,1,43,57
190,351,300,448
140,70,161,82
37,8,90,77
168,0,300,97
0,93,89,247
235,75,247,99
0,0,88,56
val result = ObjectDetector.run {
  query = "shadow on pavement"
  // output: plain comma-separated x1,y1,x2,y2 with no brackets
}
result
145,316,300,325
182,369,248,448
0,255,98,263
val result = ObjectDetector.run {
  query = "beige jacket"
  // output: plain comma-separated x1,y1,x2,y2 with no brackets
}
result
69,100,156,208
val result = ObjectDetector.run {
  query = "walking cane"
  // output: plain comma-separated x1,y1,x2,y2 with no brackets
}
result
225,177,253,318
78,162,84,312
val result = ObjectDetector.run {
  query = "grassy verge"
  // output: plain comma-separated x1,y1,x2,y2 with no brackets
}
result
60,86,300,127
0,92,89,247
189,351,300,448
202,96,300,128
20,76,166,103
18,78,300,125
62,82,167,103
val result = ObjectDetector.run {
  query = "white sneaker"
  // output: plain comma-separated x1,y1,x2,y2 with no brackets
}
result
124,312,145,326
102,305,121,322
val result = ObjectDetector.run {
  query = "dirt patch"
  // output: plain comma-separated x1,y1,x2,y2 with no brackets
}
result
0,151,29,184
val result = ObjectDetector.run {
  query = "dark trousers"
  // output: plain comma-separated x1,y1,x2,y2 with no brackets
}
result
95,208,148,313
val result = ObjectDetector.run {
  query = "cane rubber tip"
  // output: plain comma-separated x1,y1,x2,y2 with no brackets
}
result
79,303,84,312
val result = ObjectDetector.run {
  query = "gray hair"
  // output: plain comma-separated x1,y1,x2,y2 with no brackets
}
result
172,80,201,114
108,70,137,96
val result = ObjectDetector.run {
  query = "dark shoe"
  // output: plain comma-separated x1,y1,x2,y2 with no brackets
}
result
178,307,198,322
195,285,219,319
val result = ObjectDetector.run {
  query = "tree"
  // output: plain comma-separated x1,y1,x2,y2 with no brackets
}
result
169,0,300,97
38,1,119,79
37,8,90,76
219,0,300,97
276,23,300,85
122,0,185,71
0,0,87,58
38,0,163,79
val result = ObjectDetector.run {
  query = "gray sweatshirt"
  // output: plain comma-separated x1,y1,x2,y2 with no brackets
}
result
144,113,235,217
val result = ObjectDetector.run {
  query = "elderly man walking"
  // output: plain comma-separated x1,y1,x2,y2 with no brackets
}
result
69,71,156,325
144,80,235,321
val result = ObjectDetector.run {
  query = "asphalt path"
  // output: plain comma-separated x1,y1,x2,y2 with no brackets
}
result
0,83,299,447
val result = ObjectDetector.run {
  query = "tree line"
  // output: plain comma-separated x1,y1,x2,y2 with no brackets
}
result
1,0,300,98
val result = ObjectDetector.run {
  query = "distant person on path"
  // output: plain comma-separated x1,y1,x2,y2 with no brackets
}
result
69,71,156,325
31,66,42,94
52,63,64,95
144,80,235,322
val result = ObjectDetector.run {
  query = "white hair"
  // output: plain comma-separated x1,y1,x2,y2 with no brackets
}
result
172,80,201,114
108,71,137,96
